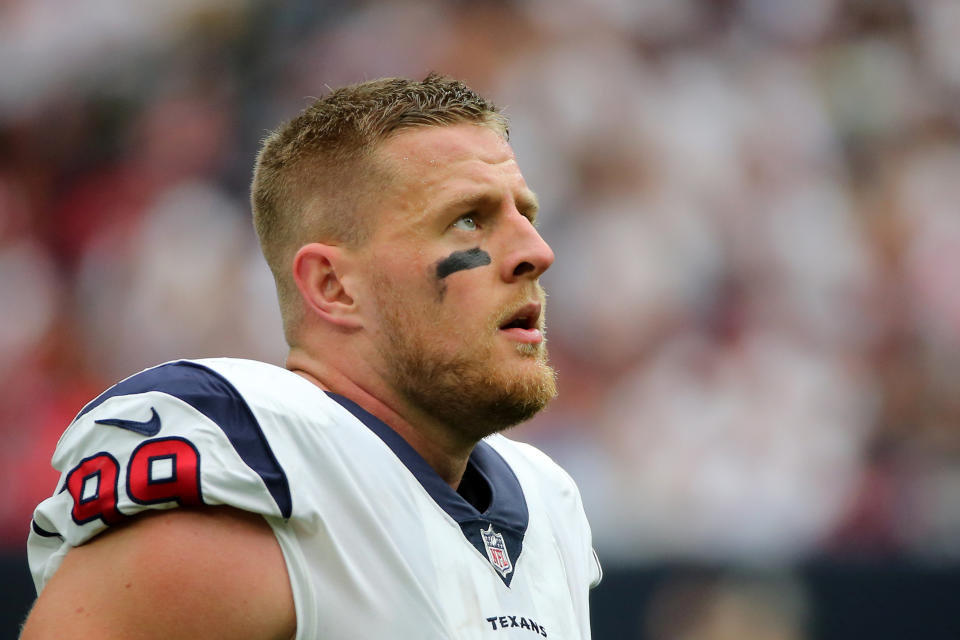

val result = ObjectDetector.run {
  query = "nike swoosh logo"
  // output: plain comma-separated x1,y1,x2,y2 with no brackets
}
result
95,407,161,436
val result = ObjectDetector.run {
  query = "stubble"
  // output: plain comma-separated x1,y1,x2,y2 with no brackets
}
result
372,279,557,441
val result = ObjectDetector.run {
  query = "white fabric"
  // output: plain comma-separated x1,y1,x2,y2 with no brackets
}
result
28,358,600,639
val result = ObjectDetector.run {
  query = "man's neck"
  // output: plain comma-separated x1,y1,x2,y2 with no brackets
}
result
286,348,476,489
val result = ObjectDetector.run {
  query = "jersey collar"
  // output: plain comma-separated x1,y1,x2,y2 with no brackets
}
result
326,392,528,587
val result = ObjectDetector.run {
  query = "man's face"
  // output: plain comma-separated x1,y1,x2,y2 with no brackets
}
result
358,123,557,440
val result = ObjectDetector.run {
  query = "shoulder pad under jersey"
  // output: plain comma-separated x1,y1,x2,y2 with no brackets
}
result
28,359,296,591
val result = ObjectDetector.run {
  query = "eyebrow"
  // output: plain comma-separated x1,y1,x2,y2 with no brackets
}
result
439,190,541,223
517,191,540,223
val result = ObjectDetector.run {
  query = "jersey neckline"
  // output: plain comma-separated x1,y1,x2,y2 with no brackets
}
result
325,392,528,587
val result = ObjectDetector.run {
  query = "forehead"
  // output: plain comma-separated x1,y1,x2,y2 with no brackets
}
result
372,124,531,225
382,122,515,166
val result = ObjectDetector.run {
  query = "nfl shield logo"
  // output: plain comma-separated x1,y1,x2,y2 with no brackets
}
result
480,524,513,577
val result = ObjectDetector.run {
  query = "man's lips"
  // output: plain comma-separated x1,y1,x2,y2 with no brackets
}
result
498,302,543,344
499,302,541,330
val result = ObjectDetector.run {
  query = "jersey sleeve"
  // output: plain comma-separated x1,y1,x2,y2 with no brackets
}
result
27,360,293,593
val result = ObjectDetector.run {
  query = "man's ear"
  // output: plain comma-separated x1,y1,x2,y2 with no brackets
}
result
292,243,362,330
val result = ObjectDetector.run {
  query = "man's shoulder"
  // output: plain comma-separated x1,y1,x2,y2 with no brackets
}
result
53,356,350,492
28,357,350,591
77,357,302,409
485,434,603,589
68,357,325,432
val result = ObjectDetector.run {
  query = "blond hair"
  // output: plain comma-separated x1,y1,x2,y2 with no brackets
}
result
251,74,508,345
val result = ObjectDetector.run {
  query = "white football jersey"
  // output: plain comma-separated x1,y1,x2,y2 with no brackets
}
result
28,358,601,639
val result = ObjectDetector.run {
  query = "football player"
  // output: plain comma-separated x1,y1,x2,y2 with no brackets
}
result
22,74,601,639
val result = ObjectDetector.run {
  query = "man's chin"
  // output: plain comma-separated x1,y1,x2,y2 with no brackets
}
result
399,360,557,439
473,364,557,431
378,312,556,437
514,342,546,359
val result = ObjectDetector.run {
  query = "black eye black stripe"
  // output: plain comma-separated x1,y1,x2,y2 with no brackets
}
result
435,248,491,279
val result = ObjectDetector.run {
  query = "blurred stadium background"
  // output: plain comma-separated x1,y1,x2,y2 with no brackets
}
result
2,0,960,637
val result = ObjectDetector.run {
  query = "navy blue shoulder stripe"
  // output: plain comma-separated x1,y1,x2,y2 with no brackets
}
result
76,361,292,519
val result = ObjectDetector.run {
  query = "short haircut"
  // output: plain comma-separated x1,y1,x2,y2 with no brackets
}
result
251,73,509,345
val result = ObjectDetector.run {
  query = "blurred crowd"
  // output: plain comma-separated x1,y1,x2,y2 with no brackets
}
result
2,0,959,570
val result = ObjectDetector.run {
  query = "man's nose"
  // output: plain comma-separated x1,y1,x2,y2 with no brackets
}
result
500,211,555,282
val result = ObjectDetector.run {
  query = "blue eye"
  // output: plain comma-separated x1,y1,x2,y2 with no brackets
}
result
452,215,478,231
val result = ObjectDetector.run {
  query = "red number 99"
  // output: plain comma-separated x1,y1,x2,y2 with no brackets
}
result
65,437,203,527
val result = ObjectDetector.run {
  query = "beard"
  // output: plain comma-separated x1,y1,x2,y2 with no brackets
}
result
372,281,557,441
